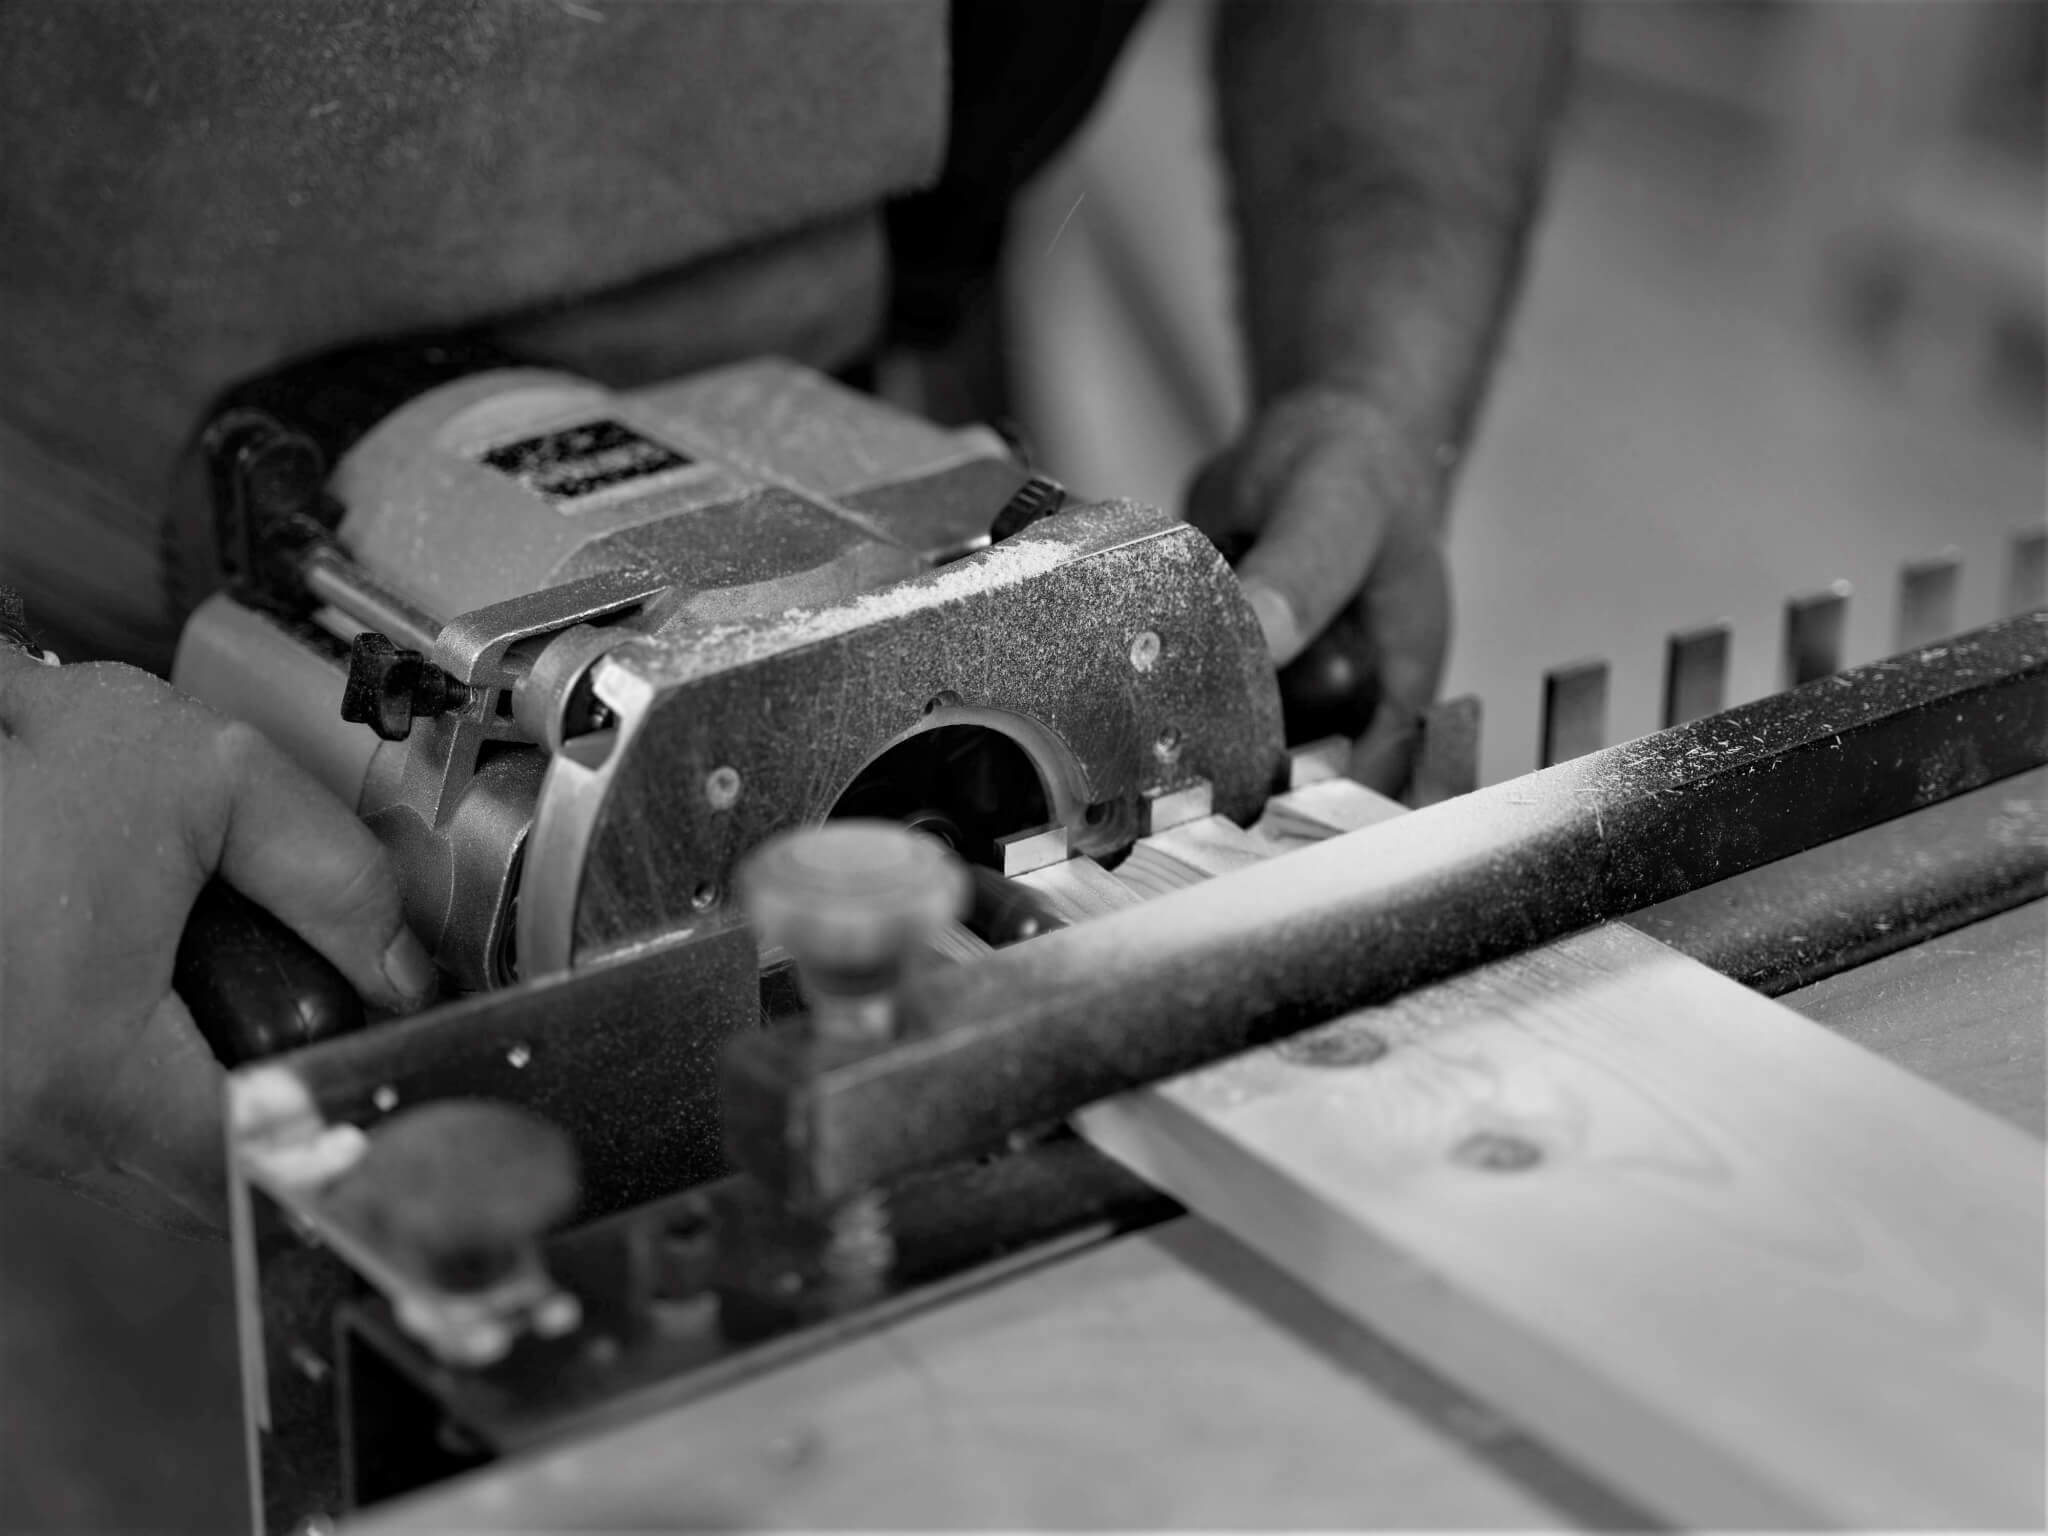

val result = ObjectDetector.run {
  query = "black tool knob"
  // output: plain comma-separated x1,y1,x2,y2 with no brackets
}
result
1274,604,1383,744
341,631,470,742
1213,531,1382,744
989,474,1067,543
174,879,367,1065
964,865,1065,947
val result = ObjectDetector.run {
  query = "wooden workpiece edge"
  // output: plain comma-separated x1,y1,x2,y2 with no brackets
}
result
1077,920,2046,1530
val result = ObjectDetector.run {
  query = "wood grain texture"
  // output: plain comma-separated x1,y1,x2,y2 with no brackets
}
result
1113,813,1275,898
1078,922,2048,1530
1255,775,1408,843
1016,852,1144,923
1016,778,1392,916
925,920,992,965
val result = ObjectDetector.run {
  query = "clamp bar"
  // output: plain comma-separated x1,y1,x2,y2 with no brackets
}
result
722,612,2048,1209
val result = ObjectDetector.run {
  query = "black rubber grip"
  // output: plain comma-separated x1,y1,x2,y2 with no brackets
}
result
1213,531,1382,744
173,879,366,1066
965,865,1066,947
1273,605,1383,745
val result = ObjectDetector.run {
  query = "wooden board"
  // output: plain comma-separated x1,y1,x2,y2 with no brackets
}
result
1254,774,1407,843
1017,852,1143,923
1077,921,2048,1529
1114,813,1275,899
925,920,992,966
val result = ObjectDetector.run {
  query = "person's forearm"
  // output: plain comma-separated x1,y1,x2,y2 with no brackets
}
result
1214,0,1574,478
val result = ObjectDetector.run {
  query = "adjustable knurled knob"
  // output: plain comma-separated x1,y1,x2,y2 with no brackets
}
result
737,820,970,1042
333,1099,581,1293
988,473,1067,544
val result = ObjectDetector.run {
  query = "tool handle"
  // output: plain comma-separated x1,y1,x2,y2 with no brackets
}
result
174,878,367,1066
965,865,1065,946
1274,604,1383,745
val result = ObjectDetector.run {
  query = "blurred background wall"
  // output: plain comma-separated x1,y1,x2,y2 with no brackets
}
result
1006,0,2045,786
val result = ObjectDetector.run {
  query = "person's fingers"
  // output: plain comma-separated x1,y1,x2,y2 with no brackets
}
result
1232,445,1387,667
1349,700,1423,796
1,658,417,1235
198,717,434,1013
1364,511,1453,711
27,665,436,1012
1187,448,1306,660
1348,518,1453,793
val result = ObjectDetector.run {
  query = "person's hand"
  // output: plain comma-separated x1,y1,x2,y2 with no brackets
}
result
1187,386,1452,793
0,652,434,1237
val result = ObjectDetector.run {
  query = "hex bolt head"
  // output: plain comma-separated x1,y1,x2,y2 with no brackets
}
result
737,821,970,1040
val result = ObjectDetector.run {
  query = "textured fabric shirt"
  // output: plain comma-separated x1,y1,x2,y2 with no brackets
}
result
1,0,949,665
0,0,1149,668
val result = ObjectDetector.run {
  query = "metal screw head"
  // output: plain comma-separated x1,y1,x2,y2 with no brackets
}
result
1129,629,1162,672
704,765,742,810
505,1043,532,1070
1452,1130,1544,1172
